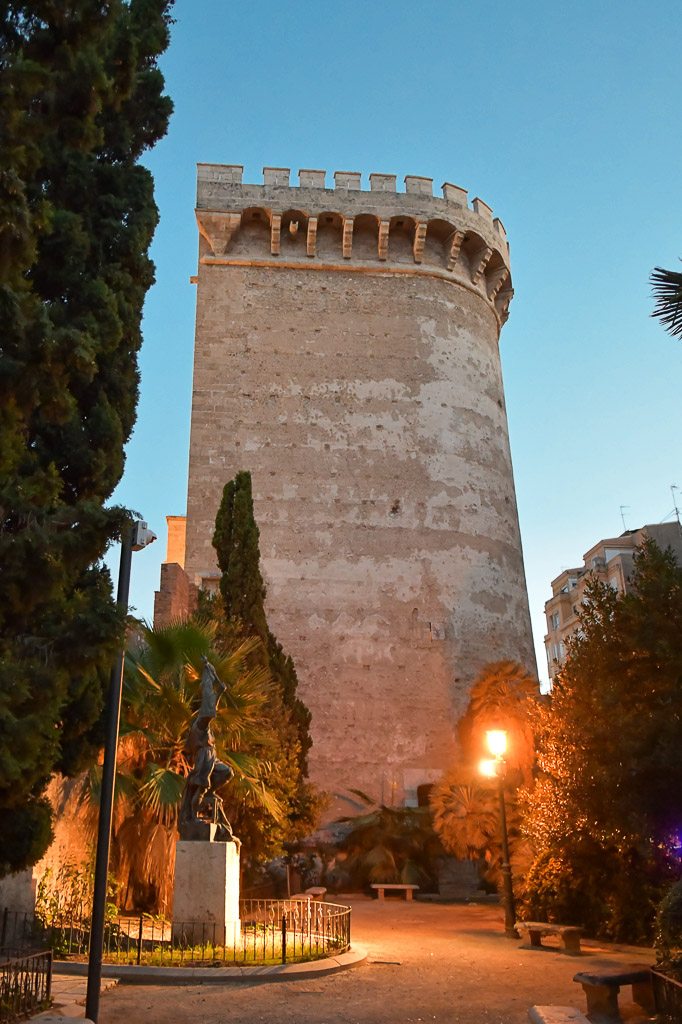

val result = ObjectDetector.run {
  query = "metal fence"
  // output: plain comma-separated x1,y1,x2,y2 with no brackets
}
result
1,899,350,967
0,948,52,1023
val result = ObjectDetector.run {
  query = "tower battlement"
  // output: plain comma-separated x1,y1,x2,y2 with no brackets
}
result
195,164,513,327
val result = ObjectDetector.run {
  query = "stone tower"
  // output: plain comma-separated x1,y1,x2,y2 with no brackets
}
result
156,163,534,811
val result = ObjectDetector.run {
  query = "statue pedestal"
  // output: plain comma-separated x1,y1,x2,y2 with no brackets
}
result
172,840,240,947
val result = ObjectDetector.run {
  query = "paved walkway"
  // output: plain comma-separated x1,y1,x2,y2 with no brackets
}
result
35,975,118,1020
92,897,654,1024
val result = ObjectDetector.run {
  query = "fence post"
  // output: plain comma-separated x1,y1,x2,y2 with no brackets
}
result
281,914,287,964
46,950,53,1004
137,914,144,965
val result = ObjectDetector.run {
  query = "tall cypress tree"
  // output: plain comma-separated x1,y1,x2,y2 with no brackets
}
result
0,0,173,874
213,471,313,771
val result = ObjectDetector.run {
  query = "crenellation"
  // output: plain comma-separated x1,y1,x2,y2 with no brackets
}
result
263,166,290,186
194,164,512,329
471,197,493,222
197,162,243,184
299,168,326,188
405,175,433,196
334,170,362,190
442,182,468,206
369,173,397,192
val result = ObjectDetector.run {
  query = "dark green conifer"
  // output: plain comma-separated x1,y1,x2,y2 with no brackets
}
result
0,0,173,874
213,471,313,772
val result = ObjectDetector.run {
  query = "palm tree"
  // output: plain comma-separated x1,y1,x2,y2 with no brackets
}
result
82,617,282,911
335,790,442,888
651,264,682,339
458,659,538,786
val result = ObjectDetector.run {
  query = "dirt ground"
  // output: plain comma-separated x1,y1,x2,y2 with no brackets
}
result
99,897,656,1024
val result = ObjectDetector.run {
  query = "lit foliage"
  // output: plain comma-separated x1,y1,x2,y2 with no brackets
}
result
0,0,173,873
431,660,538,887
521,540,682,942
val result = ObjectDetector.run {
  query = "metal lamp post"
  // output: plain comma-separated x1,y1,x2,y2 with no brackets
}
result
85,520,156,1023
479,729,517,939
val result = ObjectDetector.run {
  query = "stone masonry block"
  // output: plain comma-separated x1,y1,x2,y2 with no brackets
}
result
263,167,290,186
404,175,433,196
442,182,468,205
334,171,362,190
369,173,397,192
299,169,326,188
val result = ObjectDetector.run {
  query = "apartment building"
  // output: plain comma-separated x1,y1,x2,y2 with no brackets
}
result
544,522,682,681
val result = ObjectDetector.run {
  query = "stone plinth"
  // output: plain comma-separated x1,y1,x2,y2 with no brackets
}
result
173,840,240,944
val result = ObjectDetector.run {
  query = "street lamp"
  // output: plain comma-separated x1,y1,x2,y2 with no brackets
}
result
85,520,156,1023
480,729,517,939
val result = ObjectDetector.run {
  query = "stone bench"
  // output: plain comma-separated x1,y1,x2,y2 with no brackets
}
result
371,883,419,900
573,965,654,1017
305,886,327,898
517,921,582,955
290,887,326,901
529,1005,590,1024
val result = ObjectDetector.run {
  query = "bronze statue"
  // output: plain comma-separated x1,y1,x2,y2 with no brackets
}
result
179,655,240,847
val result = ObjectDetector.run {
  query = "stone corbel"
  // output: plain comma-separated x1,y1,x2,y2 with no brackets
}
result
487,266,510,301
378,219,390,260
471,246,493,286
195,211,242,256
342,217,354,259
446,229,466,271
413,222,427,263
495,286,514,322
306,216,318,257
270,214,281,255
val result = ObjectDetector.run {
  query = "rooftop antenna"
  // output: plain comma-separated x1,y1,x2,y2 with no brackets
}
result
619,505,630,531
672,485,681,526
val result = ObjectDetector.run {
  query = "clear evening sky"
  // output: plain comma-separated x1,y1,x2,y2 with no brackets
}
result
109,0,682,690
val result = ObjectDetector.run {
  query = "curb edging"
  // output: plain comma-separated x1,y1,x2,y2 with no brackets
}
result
53,946,367,984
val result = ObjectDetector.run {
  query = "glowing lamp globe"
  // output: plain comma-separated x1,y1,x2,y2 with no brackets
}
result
479,758,498,778
486,730,507,757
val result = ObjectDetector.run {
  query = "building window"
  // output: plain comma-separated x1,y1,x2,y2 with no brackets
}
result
550,612,560,630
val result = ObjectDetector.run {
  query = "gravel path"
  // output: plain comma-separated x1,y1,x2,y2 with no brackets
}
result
99,897,655,1024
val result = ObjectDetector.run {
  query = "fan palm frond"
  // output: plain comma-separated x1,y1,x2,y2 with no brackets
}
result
138,763,185,824
651,264,682,338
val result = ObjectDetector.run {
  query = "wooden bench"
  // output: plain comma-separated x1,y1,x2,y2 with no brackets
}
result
573,965,654,1018
371,883,419,900
517,921,582,954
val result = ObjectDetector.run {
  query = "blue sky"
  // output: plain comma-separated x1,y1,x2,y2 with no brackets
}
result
111,0,682,689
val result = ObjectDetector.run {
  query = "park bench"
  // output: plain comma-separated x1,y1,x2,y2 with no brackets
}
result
517,921,582,955
290,887,327,901
573,965,654,1017
529,1005,590,1024
371,883,419,900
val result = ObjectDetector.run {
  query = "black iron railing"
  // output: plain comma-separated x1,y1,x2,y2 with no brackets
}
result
1,899,351,967
0,948,52,1023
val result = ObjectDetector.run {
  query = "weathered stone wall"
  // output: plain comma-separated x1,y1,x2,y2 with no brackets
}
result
0,777,91,914
180,166,534,812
